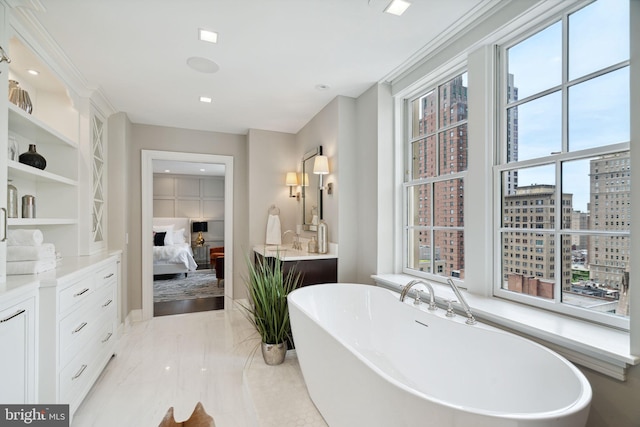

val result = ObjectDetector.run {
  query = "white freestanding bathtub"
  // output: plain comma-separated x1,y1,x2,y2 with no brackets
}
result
288,283,591,427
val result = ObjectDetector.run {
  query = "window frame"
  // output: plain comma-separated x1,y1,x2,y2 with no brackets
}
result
402,68,468,285
493,5,631,330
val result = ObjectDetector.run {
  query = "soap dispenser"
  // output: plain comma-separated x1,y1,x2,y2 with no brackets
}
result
308,236,318,253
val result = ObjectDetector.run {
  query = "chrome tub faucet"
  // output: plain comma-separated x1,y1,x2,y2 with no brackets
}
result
400,280,437,311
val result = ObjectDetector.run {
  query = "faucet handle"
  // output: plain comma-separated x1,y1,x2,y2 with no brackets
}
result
445,299,457,317
413,290,422,306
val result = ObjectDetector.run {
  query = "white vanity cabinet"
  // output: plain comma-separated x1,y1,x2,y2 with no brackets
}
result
0,284,38,404
38,255,118,416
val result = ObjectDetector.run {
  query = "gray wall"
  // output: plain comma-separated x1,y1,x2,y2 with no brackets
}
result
247,129,298,252
107,112,131,324
127,124,248,310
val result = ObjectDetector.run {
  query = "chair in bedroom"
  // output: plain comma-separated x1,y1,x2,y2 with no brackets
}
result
210,247,224,286
215,256,224,287
209,246,224,265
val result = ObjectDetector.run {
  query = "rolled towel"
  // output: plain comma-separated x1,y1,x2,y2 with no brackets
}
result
7,229,44,246
7,259,56,275
7,243,56,262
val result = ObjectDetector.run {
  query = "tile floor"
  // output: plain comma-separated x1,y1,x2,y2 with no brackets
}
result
71,300,327,427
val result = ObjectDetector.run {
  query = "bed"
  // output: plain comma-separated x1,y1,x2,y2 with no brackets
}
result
153,217,198,275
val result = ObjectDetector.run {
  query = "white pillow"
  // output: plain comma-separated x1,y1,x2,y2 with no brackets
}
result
153,224,175,246
172,228,186,244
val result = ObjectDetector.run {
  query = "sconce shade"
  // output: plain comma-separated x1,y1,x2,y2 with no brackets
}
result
192,221,208,233
286,172,298,186
301,173,309,187
313,155,329,175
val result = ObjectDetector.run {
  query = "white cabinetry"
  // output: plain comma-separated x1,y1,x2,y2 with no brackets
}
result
38,255,118,417
6,36,80,257
0,284,38,404
90,107,107,253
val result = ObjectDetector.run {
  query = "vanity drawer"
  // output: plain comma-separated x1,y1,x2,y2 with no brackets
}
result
59,277,94,315
94,263,117,289
59,345,96,411
59,284,116,368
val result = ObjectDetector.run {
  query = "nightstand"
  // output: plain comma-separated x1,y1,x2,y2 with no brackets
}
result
192,244,210,268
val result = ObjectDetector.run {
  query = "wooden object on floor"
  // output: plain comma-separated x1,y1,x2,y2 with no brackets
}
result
159,402,215,427
215,256,224,286
154,297,224,317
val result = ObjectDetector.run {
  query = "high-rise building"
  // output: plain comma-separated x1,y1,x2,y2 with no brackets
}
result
502,184,573,297
588,153,631,292
414,75,467,278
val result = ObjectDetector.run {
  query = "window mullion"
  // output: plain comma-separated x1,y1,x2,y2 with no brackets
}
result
561,13,569,154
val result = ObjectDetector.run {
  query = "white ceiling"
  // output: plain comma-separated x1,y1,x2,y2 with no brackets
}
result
20,0,489,136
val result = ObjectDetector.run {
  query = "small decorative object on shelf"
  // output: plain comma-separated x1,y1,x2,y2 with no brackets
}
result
8,79,33,114
7,180,18,218
22,195,35,218
19,144,47,170
8,135,19,161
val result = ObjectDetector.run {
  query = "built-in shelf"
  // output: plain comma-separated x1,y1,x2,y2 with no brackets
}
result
8,160,78,186
8,104,77,149
8,218,78,226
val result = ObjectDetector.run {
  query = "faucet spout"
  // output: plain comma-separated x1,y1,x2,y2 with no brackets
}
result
400,280,437,311
446,278,477,325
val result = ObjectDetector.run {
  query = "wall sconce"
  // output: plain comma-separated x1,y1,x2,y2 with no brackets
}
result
313,155,329,190
286,172,298,198
192,221,208,246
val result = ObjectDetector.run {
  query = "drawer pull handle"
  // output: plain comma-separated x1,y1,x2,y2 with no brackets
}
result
102,299,113,308
72,364,88,380
0,309,25,323
104,273,114,279
102,332,113,343
73,322,88,333
74,288,90,297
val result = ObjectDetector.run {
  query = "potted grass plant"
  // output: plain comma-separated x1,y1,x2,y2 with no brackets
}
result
241,253,302,365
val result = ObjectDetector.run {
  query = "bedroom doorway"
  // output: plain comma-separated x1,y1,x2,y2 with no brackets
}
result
141,150,234,320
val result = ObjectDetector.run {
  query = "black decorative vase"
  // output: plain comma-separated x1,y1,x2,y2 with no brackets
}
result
19,144,47,170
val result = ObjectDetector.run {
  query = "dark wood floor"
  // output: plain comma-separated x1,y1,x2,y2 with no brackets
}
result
154,296,224,317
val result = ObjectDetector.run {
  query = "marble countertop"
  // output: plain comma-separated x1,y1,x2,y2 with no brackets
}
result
0,250,121,300
253,241,338,261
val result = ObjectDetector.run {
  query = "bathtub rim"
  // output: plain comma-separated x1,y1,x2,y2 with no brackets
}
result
288,282,592,421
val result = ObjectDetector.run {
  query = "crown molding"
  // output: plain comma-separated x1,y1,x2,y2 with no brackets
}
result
380,0,504,84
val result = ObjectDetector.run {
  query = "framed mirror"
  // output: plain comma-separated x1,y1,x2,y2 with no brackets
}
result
302,146,322,231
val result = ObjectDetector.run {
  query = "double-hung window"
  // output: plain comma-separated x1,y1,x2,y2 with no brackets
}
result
495,0,630,328
404,71,468,281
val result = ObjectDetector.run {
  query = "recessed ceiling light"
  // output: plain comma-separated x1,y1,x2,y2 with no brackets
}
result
27,69,39,76
315,84,330,91
187,56,220,74
164,169,170,173
200,168,206,172
200,96,212,103
384,0,411,16
199,28,218,44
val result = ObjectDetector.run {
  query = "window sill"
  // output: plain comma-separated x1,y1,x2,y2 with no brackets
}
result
372,274,640,381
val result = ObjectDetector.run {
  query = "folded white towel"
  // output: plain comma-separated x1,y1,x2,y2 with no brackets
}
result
7,229,44,246
7,259,56,275
265,214,282,245
7,243,56,261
